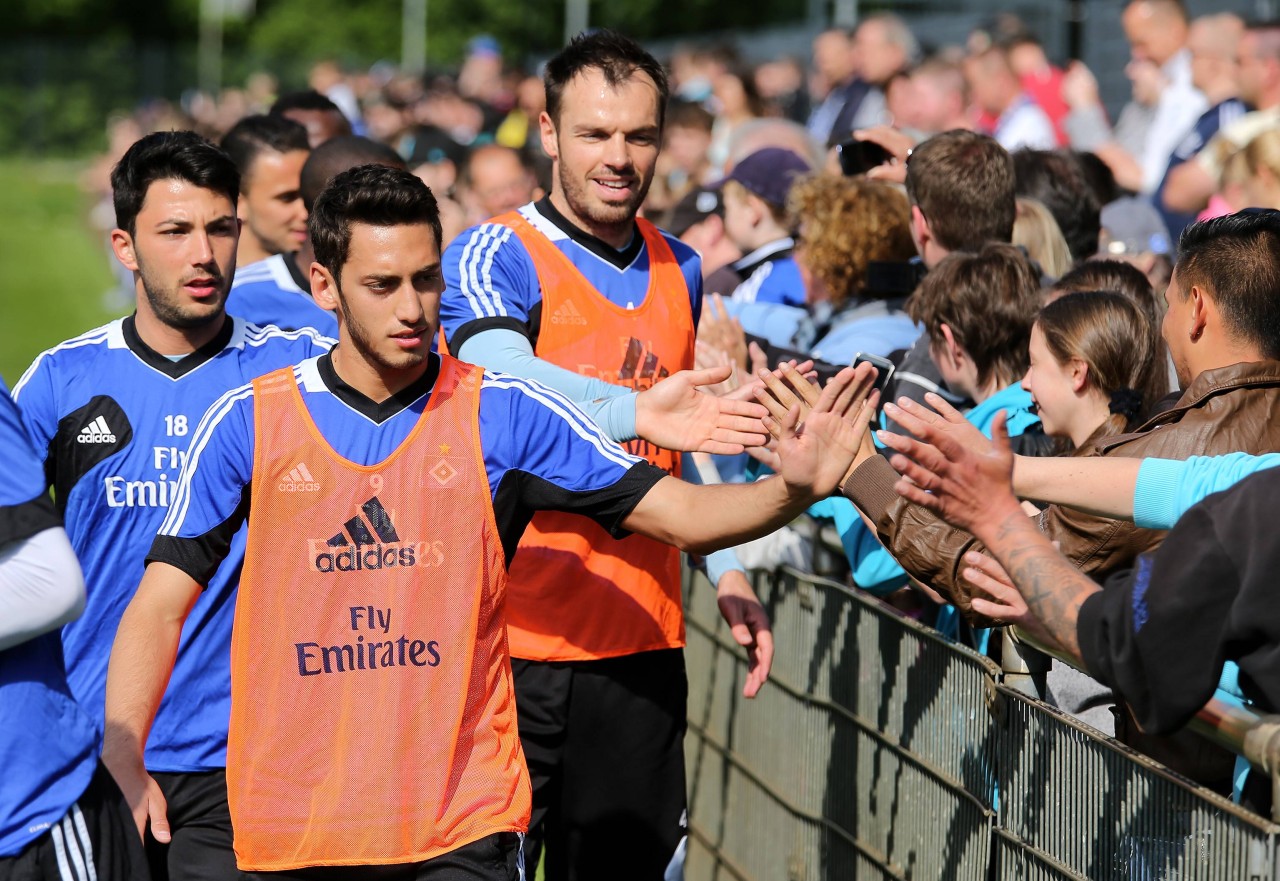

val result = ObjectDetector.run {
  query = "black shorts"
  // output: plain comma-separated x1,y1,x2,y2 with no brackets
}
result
244,833,524,881
513,648,688,881
148,769,246,881
0,763,149,881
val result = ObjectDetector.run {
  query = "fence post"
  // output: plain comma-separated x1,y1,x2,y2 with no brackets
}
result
1000,629,1049,700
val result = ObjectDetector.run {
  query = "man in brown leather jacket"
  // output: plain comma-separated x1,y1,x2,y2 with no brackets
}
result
842,209,1280,785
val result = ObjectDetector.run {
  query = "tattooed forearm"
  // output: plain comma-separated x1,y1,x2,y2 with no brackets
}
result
976,508,1100,663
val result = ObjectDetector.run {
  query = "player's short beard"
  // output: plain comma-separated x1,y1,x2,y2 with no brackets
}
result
555,144,651,232
334,282,426,373
137,255,228,331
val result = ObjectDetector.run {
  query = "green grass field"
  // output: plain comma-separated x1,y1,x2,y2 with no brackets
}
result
0,158,122,386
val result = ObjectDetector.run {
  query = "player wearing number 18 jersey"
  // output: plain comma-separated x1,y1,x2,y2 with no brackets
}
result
13,131,333,881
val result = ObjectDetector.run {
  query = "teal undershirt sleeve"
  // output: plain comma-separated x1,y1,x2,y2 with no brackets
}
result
457,327,639,441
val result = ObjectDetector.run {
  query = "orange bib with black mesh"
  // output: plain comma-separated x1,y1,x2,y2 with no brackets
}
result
493,211,695,661
229,356,528,871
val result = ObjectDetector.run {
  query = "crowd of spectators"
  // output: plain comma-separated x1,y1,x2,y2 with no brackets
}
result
66,0,1280,822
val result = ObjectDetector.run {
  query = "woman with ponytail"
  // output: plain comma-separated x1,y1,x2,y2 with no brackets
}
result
1023,291,1168,451
1018,290,1167,734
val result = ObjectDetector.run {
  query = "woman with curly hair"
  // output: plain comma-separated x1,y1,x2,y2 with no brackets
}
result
785,172,921,363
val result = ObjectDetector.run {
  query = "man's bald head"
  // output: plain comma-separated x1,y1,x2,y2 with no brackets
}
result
1123,0,1190,66
1191,13,1244,56
300,136,407,211
458,144,535,222
1188,13,1244,99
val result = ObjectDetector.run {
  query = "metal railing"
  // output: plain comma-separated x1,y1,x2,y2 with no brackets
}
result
1006,629,1280,828
683,566,1280,880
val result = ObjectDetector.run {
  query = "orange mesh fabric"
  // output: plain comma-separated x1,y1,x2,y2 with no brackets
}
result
493,212,695,662
230,357,528,870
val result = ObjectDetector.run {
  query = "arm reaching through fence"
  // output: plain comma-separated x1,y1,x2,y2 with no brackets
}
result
884,411,1099,661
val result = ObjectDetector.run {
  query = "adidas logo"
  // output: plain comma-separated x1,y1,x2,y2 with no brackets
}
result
310,496,444,573
77,416,117,444
279,462,321,493
549,299,588,326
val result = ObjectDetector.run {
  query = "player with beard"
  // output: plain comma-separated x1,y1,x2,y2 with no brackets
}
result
441,30,771,880
13,131,333,881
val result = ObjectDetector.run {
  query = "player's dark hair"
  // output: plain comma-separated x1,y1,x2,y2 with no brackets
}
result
270,90,345,116
111,130,239,236
300,136,407,212
544,30,670,129
1175,210,1280,359
310,164,442,275
219,114,310,191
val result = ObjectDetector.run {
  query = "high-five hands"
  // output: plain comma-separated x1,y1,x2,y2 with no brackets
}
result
875,399,1020,536
635,365,769,454
752,362,880,496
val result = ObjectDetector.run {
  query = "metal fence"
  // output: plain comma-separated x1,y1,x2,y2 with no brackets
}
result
683,566,1280,880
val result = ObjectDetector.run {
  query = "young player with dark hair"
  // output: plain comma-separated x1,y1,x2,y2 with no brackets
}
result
219,114,311,268
14,130,333,881
228,135,406,338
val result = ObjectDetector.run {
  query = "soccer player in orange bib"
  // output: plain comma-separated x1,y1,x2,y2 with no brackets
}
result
101,163,873,880
440,32,778,878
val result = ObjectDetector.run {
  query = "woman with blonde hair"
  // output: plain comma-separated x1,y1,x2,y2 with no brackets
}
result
1013,197,1073,279
1239,128,1280,209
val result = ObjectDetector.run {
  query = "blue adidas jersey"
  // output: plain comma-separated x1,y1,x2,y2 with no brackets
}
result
440,198,703,353
0,378,99,858
727,240,805,308
151,352,663,587
227,254,339,338
13,315,334,772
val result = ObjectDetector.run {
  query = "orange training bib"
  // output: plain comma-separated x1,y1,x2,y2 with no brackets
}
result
229,357,528,870
494,212,695,661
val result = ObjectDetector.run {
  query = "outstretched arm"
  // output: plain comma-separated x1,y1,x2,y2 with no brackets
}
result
624,365,876,553
634,364,769,455
885,412,1099,659
459,328,767,454
878,394,1144,518
101,562,203,843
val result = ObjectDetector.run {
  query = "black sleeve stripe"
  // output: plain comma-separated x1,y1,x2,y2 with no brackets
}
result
491,462,666,566
448,316,534,357
0,492,61,549
146,482,251,587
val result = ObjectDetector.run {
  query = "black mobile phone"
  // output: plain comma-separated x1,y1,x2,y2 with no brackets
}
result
836,139,893,176
852,351,896,394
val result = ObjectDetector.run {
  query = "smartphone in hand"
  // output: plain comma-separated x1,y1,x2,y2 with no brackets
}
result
852,351,895,394
836,140,893,176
